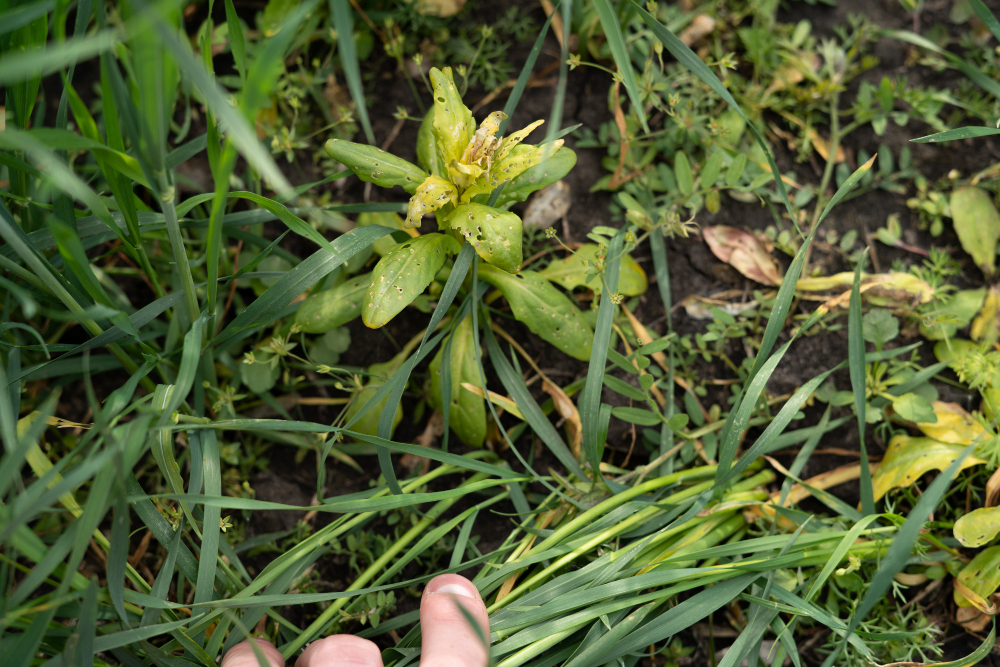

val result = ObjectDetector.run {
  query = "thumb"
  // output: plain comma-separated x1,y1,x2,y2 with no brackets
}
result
419,574,490,667
221,639,284,667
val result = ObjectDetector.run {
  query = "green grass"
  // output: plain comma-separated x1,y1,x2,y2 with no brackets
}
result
3,0,1000,665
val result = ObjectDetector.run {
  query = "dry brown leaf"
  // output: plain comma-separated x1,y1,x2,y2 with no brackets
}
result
679,294,758,320
987,467,1000,508
703,226,782,286
956,604,992,632
679,14,716,46
543,380,582,459
523,181,571,231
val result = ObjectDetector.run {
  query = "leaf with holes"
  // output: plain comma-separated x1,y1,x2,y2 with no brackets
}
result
405,175,458,229
363,234,460,328
325,138,427,194
430,67,475,167
429,313,486,447
295,272,371,333
496,146,577,207
955,545,1000,608
955,508,1000,549
446,203,522,273
872,435,986,501
478,263,593,360
541,244,648,297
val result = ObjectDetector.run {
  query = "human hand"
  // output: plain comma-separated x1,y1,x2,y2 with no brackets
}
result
221,574,489,667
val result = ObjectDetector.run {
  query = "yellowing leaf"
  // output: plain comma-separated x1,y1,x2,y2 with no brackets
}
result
477,264,593,360
955,545,1000,608
972,284,1000,343
446,203,522,273
933,338,979,368
955,507,1000,548
795,271,936,306
872,435,986,502
429,314,486,447
461,111,506,166
461,142,561,203
325,139,427,194
363,234,459,328
461,382,524,420
540,244,648,297
430,67,475,167
497,146,577,207
703,225,782,286
951,186,1000,277
916,401,986,445
405,175,458,229
543,379,582,459
406,0,466,18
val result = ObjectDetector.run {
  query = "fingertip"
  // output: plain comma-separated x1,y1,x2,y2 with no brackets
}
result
295,635,383,667
221,639,284,667
420,575,489,667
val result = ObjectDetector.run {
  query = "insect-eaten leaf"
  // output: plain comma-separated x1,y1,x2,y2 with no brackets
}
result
916,401,986,445
430,67,475,168
296,272,372,333
951,186,1000,277
495,146,577,207
971,285,1000,344
872,435,986,502
921,288,986,340
955,508,1000,548
703,226,782,286
428,314,486,447
405,175,458,229
955,545,1000,609
446,203,522,273
541,244,648,297
477,264,594,360
325,139,427,194
363,234,460,328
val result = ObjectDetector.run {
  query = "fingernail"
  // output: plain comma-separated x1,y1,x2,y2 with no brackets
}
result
433,583,476,598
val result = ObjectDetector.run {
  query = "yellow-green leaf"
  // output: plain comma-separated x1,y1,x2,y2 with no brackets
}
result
357,211,415,256
540,244,648,297
955,507,1000,548
429,313,486,447
430,67,474,167
446,203,522,273
955,545,1000,607
916,401,987,445
405,175,458,229
417,110,445,178
933,338,979,367
325,138,427,194
462,142,562,203
972,284,1000,343
295,272,371,333
497,146,577,206
363,234,459,328
952,186,1000,277
872,435,987,502
478,264,593,360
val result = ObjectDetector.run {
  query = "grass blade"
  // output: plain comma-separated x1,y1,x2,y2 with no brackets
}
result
593,0,648,133
912,126,1000,143
330,0,375,144
848,251,875,516
498,12,554,136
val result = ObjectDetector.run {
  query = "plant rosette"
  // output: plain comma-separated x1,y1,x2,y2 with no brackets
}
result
325,66,577,330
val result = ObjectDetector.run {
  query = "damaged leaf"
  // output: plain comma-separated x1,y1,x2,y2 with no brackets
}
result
405,175,458,229
955,507,1000,548
796,271,936,307
955,545,1000,608
446,203,522,273
916,401,986,445
872,434,987,501
972,285,1000,344
325,139,427,194
363,234,460,328
703,225,782,286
